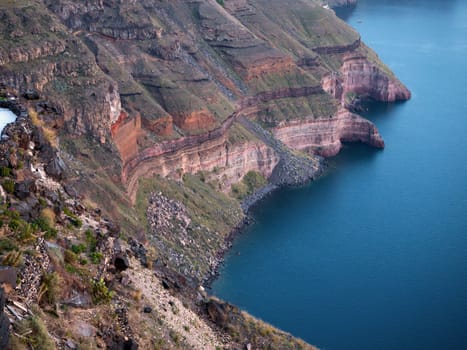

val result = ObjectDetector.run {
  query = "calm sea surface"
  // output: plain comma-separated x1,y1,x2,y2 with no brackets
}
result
211,1,467,349
0,108,16,134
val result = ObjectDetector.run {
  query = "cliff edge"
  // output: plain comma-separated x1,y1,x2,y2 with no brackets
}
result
0,0,409,348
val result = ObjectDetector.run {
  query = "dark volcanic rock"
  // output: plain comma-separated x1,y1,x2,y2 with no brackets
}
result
12,195,40,220
128,238,148,267
0,288,10,349
45,155,67,180
64,184,79,198
14,180,36,200
206,299,231,328
114,254,130,271
22,89,40,100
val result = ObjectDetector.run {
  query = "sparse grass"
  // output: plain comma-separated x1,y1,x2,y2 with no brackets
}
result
33,208,58,239
231,171,267,200
2,249,22,266
29,108,58,147
2,179,15,193
0,166,11,177
63,207,83,228
39,272,60,305
13,312,57,350
0,238,17,253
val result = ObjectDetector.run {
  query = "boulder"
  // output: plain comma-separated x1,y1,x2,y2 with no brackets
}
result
22,89,40,100
12,195,39,220
45,155,67,180
14,180,36,200
206,299,231,328
0,266,17,289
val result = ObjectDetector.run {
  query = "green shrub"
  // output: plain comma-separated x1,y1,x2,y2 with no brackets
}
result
91,278,113,304
2,250,22,266
14,315,57,349
231,171,267,200
71,243,86,254
89,252,103,264
0,238,17,253
33,215,58,239
216,0,224,6
2,179,15,193
11,220,35,242
0,166,11,177
40,272,60,305
63,207,83,228
64,249,77,264
243,171,267,190
85,229,97,252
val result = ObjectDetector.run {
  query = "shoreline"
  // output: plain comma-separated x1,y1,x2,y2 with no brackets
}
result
205,157,328,289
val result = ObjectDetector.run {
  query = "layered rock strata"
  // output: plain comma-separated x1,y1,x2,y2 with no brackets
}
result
273,110,384,157
322,53,411,108
125,129,279,203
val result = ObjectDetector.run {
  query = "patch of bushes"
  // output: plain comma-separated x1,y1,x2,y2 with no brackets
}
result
0,238,17,253
91,278,113,304
71,243,86,254
39,272,60,305
89,252,103,264
2,250,22,266
231,171,267,200
13,313,57,349
64,249,77,264
0,166,11,177
33,208,58,239
2,179,15,193
63,207,82,228
85,229,97,252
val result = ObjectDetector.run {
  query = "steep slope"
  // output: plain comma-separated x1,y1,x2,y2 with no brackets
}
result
0,0,410,348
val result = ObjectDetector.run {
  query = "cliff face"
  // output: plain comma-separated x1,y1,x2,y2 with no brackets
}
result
0,0,411,256
0,0,410,194
0,0,412,349
124,128,279,203
273,110,384,157
0,4,122,143
322,52,411,109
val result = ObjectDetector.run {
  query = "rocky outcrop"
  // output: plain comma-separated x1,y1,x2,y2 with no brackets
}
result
273,110,384,157
0,39,66,66
322,52,411,107
172,109,216,131
0,5,122,143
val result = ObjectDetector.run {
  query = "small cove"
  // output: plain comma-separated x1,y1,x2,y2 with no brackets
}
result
212,1,467,349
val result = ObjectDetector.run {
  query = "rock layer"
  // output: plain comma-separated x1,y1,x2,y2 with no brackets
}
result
322,53,411,107
273,110,384,157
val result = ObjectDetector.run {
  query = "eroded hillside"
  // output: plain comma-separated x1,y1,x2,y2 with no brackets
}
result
0,0,410,348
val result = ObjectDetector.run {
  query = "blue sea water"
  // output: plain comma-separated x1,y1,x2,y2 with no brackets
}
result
211,1,467,349
0,108,16,134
